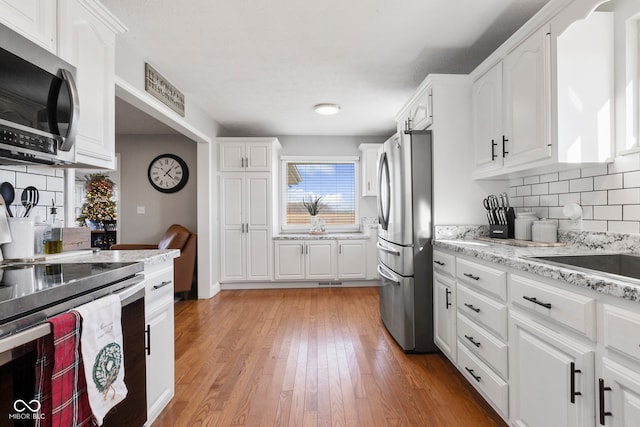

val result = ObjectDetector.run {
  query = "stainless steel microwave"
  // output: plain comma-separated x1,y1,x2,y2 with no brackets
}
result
0,23,79,165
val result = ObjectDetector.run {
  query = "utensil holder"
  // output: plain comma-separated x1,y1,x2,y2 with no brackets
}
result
2,217,35,260
489,207,515,239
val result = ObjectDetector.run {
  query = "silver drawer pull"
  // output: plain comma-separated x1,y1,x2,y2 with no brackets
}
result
464,303,481,313
153,280,173,290
463,273,480,281
523,295,552,309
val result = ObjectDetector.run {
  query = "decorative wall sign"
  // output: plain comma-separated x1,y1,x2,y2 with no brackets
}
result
144,63,185,116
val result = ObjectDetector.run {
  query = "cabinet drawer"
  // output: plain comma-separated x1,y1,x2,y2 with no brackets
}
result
510,274,596,340
433,250,455,277
456,258,507,301
603,304,640,362
457,342,509,417
144,268,174,308
457,284,508,340
457,313,508,379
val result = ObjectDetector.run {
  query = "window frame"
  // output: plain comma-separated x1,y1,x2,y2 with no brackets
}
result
280,156,360,233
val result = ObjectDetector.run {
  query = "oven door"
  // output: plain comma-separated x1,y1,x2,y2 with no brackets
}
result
0,281,147,426
378,263,414,351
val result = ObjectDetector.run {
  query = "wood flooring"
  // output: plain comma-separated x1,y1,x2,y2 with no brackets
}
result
153,287,506,427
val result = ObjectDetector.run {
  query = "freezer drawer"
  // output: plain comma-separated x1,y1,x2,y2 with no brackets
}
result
378,263,414,351
377,237,414,276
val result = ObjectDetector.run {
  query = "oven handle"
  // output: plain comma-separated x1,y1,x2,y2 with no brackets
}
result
0,278,145,364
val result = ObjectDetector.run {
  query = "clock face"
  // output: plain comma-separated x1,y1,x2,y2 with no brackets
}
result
148,154,189,193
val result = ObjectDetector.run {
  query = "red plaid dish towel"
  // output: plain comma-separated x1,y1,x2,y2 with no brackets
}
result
34,311,94,427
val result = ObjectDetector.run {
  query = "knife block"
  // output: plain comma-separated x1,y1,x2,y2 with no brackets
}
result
489,208,515,239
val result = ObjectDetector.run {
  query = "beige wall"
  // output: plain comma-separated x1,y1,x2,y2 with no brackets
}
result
116,134,197,243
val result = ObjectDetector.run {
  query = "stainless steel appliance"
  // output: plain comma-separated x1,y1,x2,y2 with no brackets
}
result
0,22,79,165
377,130,436,352
0,262,147,426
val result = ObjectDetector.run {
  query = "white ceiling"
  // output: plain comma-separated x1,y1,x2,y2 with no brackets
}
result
104,0,551,137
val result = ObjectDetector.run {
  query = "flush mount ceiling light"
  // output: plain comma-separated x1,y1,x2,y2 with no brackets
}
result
313,103,341,115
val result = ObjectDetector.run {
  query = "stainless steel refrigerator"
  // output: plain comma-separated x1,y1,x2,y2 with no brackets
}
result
377,130,436,353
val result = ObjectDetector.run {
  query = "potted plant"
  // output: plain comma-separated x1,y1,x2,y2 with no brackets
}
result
303,195,324,233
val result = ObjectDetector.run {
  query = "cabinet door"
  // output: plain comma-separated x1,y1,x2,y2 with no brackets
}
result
306,241,337,280
146,302,175,425
599,358,640,427
360,146,380,197
220,173,245,281
503,25,551,169
220,143,245,171
246,142,271,171
58,0,117,168
472,64,503,174
411,86,433,130
245,173,271,281
337,240,366,279
274,241,305,280
510,311,595,427
433,272,456,362
0,0,55,51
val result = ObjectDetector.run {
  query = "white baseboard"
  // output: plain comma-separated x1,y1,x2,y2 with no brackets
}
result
198,281,221,299
220,279,381,290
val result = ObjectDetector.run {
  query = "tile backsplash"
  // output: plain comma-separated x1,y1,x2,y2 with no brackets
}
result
0,165,66,224
508,153,640,234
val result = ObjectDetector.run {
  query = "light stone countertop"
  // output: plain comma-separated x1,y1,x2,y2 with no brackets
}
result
42,249,180,266
434,239,640,304
273,233,372,240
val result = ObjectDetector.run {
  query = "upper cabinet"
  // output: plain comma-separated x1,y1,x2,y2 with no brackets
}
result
0,0,56,52
358,143,381,197
218,138,277,172
395,80,433,133
57,0,126,169
471,0,614,179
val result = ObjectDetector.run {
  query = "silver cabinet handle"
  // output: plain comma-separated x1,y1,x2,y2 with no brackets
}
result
377,241,400,256
153,280,173,290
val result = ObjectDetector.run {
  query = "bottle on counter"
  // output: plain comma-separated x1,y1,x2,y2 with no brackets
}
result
43,201,62,254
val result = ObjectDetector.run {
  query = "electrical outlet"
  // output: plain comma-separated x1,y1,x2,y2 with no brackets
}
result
136,206,145,214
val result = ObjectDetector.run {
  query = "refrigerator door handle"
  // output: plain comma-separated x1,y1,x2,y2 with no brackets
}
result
377,264,401,285
378,151,390,231
376,241,401,256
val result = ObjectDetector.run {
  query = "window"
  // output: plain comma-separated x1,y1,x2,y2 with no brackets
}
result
281,157,359,232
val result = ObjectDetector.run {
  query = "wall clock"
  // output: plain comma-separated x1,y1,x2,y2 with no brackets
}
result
147,153,189,193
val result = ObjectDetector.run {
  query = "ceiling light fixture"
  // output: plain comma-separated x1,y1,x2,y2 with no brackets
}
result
313,103,341,115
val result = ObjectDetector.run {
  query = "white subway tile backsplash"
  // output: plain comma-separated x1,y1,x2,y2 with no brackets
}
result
548,206,565,218
533,207,549,219
609,188,640,205
531,183,549,195
581,164,608,177
509,196,523,208
608,152,640,174
570,177,594,193
509,187,518,198
624,171,640,188
583,220,608,232
16,172,47,189
0,170,15,184
27,166,57,177
580,191,607,206
46,176,65,192
593,205,622,221
608,221,640,234
540,172,559,183
549,181,569,194
559,169,581,180
523,196,540,206
558,193,580,205
582,205,593,220
524,176,540,185
624,205,640,221
540,194,559,206
510,178,524,187
516,186,531,197
594,173,623,190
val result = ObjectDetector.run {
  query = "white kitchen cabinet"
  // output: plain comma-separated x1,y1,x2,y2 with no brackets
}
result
472,63,503,174
509,310,595,427
0,0,56,51
358,144,381,197
337,240,366,279
395,82,433,132
273,240,337,281
220,172,272,282
599,358,640,427
218,138,275,172
434,272,456,362
57,0,125,169
471,4,613,179
142,260,175,426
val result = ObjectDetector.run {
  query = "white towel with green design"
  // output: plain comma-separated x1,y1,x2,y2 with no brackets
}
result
74,294,128,426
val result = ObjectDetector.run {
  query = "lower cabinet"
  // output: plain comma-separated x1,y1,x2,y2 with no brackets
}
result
599,358,640,427
142,260,175,425
509,310,595,427
433,272,456,362
337,240,366,279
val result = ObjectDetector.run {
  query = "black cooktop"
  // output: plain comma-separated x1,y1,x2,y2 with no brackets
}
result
0,262,143,335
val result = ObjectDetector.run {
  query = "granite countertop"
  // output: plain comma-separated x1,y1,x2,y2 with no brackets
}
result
42,249,180,266
434,239,640,304
273,233,372,240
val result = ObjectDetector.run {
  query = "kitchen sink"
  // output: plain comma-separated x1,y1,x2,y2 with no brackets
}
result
529,254,640,281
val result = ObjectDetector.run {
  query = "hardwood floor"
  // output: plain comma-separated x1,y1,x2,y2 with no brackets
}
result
153,287,506,427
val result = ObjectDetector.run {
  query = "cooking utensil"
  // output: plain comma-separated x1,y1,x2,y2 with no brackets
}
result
0,182,15,217
21,186,39,217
